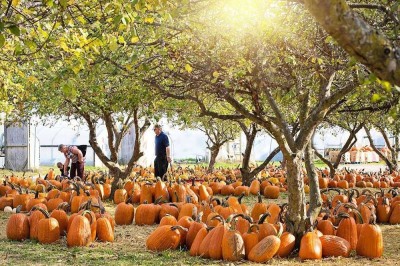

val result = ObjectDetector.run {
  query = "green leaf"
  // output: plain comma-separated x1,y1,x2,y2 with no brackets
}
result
144,17,155,24
130,36,140,43
59,0,67,8
118,36,125,44
0,22,4,32
24,40,37,51
212,71,219,78
44,0,54,7
371,93,381,103
9,25,20,36
381,81,392,92
185,64,193,73
113,15,122,25
0,34,5,48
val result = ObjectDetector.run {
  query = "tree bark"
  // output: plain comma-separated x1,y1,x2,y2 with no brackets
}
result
313,146,335,178
304,0,400,86
285,152,308,246
364,126,395,172
391,130,399,172
305,143,322,223
238,123,257,185
241,146,280,186
208,145,221,173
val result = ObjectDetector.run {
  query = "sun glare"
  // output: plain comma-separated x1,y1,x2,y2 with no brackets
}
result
202,0,282,37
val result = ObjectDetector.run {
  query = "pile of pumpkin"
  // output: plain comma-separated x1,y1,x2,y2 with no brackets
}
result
145,209,383,262
145,200,384,262
1,175,115,247
317,168,400,189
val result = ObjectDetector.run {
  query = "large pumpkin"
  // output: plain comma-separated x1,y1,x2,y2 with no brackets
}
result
6,206,30,241
356,215,383,258
146,225,185,251
37,208,60,244
67,211,92,247
299,231,322,260
114,201,135,225
320,235,351,257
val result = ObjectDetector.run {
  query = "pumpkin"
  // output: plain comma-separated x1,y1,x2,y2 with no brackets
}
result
178,197,198,220
140,182,154,204
264,185,280,199
248,223,282,262
67,211,92,247
243,225,259,260
0,192,14,210
377,197,391,223
336,212,361,250
208,215,227,260
389,203,400,224
36,208,60,244
320,235,351,257
46,197,64,212
159,203,179,220
6,206,30,241
70,183,85,213
146,225,186,251
115,200,135,225
249,179,260,195
50,203,69,236
189,227,209,256
221,217,245,261
97,216,114,242
135,202,161,225
186,213,206,249
299,231,322,260
257,213,277,241
160,214,178,226
277,231,296,258
317,214,335,235
356,214,383,258
12,189,31,211
154,178,170,202
251,194,268,222
29,206,47,240
114,188,128,205
26,191,47,211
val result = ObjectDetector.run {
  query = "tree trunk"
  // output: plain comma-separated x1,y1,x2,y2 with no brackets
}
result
392,132,399,171
305,143,322,222
109,167,130,200
241,146,280,186
285,152,308,246
333,124,362,171
239,123,257,185
208,145,221,172
304,0,400,86
313,147,335,178
365,126,395,172
132,112,150,163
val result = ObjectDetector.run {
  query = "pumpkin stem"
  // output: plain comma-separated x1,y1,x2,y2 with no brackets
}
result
31,206,51,218
15,205,23,213
276,222,284,238
80,210,95,225
258,212,271,224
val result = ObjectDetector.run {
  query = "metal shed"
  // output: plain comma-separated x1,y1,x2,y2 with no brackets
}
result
4,122,40,171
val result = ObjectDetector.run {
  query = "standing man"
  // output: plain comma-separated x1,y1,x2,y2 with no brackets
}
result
58,144,85,180
154,124,171,180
